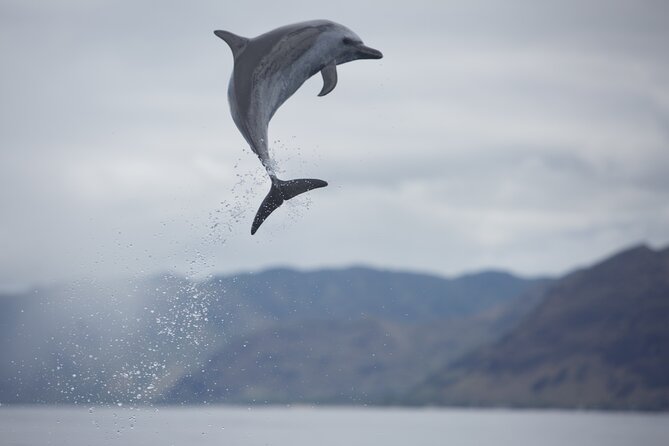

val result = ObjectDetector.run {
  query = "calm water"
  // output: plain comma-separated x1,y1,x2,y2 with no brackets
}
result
1,406,667,446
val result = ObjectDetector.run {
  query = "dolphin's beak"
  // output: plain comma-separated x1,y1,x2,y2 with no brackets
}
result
355,44,383,60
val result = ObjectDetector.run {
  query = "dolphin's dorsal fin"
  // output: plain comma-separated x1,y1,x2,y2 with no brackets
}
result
214,30,249,56
318,62,338,97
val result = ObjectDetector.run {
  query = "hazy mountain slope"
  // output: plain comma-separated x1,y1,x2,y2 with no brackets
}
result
0,276,226,404
161,269,547,404
163,312,523,405
410,245,669,410
0,268,545,404
205,267,541,324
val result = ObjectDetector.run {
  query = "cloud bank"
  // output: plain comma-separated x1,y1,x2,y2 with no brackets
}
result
1,0,668,287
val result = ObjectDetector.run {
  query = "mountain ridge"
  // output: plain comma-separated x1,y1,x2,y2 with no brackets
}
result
4,245,666,409
0,265,546,405
408,244,669,410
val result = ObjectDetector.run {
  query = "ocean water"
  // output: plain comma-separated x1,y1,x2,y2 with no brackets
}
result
1,406,667,446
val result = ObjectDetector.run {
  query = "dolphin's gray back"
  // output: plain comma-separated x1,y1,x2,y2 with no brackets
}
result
228,21,335,170
215,19,382,234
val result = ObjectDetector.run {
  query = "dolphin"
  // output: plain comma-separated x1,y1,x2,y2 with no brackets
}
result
214,20,383,234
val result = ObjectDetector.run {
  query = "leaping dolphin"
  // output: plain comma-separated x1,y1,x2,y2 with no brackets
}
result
214,20,383,234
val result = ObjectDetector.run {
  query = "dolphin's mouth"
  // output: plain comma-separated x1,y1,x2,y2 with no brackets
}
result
356,44,383,60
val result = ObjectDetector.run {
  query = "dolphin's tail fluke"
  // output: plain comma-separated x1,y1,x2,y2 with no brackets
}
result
251,177,328,235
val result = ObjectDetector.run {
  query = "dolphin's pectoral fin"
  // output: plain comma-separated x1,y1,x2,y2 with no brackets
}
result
251,178,328,235
214,30,249,56
318,63,338,97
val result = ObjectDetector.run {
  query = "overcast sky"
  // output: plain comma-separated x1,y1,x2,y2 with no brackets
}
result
1,0,668,288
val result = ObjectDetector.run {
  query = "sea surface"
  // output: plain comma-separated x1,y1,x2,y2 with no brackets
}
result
1,405,667,446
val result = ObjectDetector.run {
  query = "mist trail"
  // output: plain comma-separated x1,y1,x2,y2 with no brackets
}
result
43,144,315,414
144,166,263,403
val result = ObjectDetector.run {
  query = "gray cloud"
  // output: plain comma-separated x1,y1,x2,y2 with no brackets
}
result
1,0,668,288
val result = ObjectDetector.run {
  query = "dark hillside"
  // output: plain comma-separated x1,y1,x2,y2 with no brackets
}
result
410,245,669,410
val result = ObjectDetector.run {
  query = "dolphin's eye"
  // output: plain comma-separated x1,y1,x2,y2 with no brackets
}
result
342,38,355,45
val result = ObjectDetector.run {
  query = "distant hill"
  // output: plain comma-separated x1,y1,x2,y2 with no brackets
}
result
409,245,669,410
207,267,542,323
161,267,548,404
0,267,545,405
